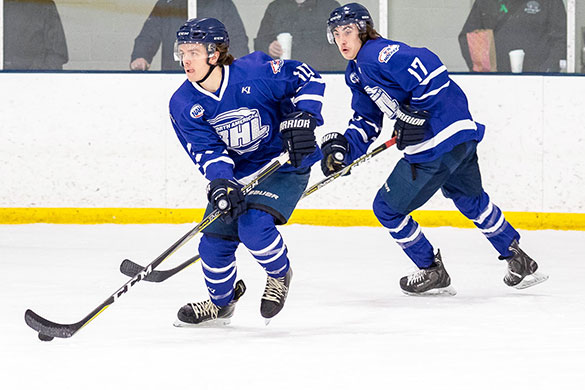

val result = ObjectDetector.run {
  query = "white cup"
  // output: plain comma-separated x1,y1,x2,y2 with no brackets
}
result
509,49,525,73
277,32,292,60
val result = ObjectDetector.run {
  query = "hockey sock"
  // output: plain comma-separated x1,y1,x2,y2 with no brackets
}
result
373,192,434,268
239,209,289,278
198,234,239,307
452,192,520,258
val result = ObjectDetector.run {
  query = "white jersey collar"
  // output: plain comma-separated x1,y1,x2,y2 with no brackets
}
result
191,65,230,101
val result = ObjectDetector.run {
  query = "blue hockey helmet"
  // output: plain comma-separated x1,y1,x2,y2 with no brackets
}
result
326,3,373,44
174,17,230,61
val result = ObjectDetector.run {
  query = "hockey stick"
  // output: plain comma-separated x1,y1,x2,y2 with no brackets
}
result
119,254,200,282
301,136,396,199
24,152,290,340
119,136,398,282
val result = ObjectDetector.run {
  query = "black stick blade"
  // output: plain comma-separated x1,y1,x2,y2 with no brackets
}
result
120,256,200,283
120,259,149,279
24,309,82,338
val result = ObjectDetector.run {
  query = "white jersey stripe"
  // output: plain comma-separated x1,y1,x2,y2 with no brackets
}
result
420,65,447,86
403,119,478,155
412,81,451,101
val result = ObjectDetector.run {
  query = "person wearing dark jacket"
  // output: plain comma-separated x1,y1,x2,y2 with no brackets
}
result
254,0,346,72
458,0,566,72
130,0,249,71
3,0,68,70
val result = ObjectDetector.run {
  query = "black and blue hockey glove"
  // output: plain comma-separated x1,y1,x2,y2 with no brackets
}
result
280,111,317,168
320,132,349,176
207,178,246,224
393,105,430,150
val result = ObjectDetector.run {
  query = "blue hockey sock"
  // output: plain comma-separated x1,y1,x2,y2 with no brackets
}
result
198,234,239,307
451,192,520,258
239,209,289,277
373,191,434,268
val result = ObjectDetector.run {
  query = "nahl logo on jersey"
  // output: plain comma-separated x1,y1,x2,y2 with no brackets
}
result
350,72,360,84
208,108,270,154
190,104,205,119
270,59,284,74
378,44,400,63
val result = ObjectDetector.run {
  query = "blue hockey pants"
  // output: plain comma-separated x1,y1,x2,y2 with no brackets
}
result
373,141,520,268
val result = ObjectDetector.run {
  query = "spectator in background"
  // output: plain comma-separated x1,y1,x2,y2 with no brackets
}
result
459,0,566,72
3,0,68,70
130,0,249,71
254,0,346,72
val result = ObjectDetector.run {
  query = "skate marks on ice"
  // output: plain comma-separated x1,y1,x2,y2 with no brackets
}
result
2,225,584,390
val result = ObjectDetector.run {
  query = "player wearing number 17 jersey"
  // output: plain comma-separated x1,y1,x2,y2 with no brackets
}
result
320,3,548,295
169,17,324,325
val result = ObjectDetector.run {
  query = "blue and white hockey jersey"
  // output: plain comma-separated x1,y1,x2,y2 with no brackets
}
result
169,51,325,183
342,38,485,164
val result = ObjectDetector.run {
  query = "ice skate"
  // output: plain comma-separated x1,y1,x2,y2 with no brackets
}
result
261,268,292,324
174,280,246,327
400,250,457,296
501,240,549,289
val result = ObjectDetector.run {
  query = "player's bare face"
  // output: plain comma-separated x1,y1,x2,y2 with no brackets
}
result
178,43,211,82
333,24,362,60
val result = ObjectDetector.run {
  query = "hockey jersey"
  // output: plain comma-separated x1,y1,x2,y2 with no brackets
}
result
169,51,325,183
342,37,485,164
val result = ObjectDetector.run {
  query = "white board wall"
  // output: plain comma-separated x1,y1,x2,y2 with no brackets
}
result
0,73,583,213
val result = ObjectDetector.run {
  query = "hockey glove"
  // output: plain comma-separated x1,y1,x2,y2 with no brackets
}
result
393,105,430,150
207,178,246,224
280,111,317,168
320,132,349,176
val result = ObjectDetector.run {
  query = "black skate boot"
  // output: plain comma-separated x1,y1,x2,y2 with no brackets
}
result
174,279,246,327
399,250,456,296
501,240,548,289
260,268,292,324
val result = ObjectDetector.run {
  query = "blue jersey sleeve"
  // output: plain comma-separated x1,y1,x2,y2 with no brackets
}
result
169,94,235,181
257,58,326,125
342,66,384,161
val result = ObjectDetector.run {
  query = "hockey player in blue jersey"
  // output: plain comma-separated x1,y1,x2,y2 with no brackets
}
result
321,3,548,295
169,18,325,324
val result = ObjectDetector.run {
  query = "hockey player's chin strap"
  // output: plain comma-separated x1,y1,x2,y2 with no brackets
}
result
196,61,218,85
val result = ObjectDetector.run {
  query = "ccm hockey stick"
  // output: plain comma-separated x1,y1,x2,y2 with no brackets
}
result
119,254,200,282
24,152,290,340
120,136,398,282
302,136,396,198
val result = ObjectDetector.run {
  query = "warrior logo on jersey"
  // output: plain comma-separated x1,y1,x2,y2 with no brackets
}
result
364,86,399,119
270,59,284,74
378,44,400,63
350,72,360,84
208,108,270,154
190,104,205,119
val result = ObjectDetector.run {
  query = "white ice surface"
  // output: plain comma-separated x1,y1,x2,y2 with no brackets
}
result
1,224,584,389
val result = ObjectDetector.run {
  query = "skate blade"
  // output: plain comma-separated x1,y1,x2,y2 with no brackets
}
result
402,286,457,297
264,318,272,326
513,272,549,289
173,318,231,328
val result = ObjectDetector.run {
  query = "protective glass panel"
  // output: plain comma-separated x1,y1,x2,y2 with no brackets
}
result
2,1,579,73
388,0,570,73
